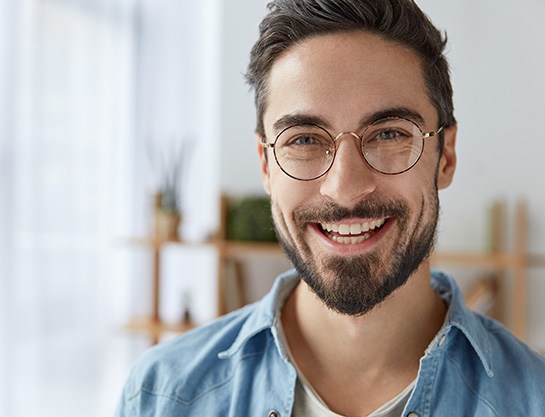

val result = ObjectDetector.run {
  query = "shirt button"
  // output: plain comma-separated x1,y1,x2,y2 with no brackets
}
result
407,412,420,417
268,411,280,417
438,334,447,346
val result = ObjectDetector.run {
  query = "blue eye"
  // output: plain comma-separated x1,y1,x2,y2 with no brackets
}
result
292,134,320,145
284,132,331,147
376,129,404,141
275,124,333,151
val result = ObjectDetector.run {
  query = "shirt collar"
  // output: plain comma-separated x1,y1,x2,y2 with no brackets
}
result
218,269,299,359
219,269,494,378
431,270,494,377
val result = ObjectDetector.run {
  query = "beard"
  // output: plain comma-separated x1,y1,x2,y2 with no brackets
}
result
273,192,439,316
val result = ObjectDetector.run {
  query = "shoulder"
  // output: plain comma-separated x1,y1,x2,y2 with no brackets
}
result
116,272,300,416
432,270,545,382
118,304,260,413
477,313,545,380
134,303,256,382
455,312,545,412
436,311,545,415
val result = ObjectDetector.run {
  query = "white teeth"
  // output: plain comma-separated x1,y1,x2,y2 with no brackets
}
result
320,219,386,244
349,224,362,234
338,224,350,235
322,218,386,237
331,234,371,244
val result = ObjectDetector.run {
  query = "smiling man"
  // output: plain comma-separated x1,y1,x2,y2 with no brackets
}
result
116,1,545,416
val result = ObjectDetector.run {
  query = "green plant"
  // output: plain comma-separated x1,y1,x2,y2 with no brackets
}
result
148,137,193,214
226,196,277,242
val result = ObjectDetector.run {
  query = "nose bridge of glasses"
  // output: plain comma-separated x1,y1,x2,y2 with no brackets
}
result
330,131,369,170
332,131,361,145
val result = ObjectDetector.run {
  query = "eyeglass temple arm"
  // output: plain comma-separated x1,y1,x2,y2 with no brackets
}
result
423,125,444,139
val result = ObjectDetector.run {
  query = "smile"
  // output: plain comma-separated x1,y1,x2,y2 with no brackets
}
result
319,219,386,244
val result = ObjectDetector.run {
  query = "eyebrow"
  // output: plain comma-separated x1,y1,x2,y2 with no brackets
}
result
272,114,331,133
360,107,425,128
272,106,426,135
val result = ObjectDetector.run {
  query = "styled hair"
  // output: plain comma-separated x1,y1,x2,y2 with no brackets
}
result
245,0,456,137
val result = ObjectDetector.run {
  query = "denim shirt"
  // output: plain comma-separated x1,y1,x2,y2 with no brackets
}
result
116,270,545,417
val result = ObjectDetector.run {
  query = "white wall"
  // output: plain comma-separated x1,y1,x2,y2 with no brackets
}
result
418,0,545,249
417,0,545,348
218,1,545,347
219,0,269,196
137,0,222,240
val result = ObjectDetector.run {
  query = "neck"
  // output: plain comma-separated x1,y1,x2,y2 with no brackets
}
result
281,262,446,414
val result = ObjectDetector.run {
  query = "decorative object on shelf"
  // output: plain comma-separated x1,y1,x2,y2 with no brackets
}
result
226,195,277,242
180,290,194,327
153,191,181,240
148,136,194,240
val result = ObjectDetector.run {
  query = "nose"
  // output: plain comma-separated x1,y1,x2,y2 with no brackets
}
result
319,132,377,205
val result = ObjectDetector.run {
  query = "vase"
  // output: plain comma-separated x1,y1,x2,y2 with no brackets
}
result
154,209,181,240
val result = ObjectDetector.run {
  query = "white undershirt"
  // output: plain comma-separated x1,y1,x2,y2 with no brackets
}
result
292,368,415,417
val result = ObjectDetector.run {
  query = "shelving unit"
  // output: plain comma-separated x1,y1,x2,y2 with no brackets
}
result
124,198,544,345
124,237,211,345
124,217,285,345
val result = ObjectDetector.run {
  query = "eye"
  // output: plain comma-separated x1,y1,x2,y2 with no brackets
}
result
374,128,406,141
290,133,324,146
279,127,332,148
275,125,333,152
364,118,419,144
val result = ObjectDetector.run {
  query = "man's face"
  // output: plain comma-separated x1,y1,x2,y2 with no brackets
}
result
258,31,456,315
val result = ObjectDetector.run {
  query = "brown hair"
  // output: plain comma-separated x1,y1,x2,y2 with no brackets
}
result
245,0,456,138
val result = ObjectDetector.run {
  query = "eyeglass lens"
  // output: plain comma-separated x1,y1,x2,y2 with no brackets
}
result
273,118,425,180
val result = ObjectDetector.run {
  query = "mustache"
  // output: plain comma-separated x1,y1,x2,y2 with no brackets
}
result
294,198,409,224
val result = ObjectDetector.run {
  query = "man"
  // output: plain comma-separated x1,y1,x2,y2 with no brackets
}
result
116,1,545,416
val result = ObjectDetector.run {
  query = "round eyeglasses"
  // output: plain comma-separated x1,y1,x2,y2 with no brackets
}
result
260,117,443,181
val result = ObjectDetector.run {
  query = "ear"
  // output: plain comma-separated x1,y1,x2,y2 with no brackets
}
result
437,125,457,190
257,134,271,195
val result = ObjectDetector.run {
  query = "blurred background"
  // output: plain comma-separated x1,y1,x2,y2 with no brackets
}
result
0,0,544,416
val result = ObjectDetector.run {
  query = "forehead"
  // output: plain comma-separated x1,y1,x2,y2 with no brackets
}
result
263,31,437,133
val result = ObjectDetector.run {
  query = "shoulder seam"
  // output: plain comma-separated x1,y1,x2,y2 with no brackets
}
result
130,343,271,406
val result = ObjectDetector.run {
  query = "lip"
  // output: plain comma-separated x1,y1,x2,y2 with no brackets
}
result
309,217,395,255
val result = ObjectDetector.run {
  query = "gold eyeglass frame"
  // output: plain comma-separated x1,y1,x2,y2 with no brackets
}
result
260,116,444,181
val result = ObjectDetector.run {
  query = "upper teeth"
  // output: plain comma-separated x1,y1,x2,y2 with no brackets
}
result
321,219,385,235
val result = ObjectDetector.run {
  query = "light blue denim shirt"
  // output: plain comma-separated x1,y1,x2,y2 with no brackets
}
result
116,270,545,416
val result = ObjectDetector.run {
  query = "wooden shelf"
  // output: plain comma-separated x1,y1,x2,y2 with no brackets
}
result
126,236,282,257
124,318,196,342
219,241,284,258
431,251,517,269
126,236,212,248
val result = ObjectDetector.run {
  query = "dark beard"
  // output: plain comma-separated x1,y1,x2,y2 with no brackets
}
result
274,194,439,316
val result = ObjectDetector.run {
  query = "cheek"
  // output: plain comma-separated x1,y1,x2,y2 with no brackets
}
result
404,167,440,225
419,145,442,182
387,162,438,214
268,171,316,225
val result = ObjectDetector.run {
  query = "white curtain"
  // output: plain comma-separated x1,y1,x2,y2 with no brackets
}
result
0,0,139,415
0,0,224,414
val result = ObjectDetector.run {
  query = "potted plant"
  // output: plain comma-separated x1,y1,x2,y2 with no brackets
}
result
153,189,181,241
149,137,192,240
